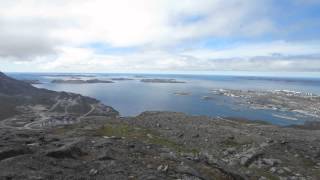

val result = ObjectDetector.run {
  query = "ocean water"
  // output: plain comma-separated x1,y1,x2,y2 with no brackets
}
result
8,73,320,126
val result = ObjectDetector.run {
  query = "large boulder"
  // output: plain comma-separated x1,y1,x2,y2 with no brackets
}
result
0,147,32,161
46,143,87,159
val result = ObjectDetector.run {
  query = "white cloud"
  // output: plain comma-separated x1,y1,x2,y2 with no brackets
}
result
0,0,319,72
183,41,320,59
0,0,273,50
33,41,320,73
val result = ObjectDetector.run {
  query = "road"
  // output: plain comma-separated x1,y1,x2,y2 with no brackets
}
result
1,96,96,130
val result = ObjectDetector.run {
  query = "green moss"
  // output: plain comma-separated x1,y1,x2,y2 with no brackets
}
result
52,123,83,135
97,123,198,153
52,125,74,134
250,168,280,180
97,124,131,137
312,169,320,178
222,139,240,147
260,172,280,180
300,158,315,167
221,138,253,148
53,121,199,154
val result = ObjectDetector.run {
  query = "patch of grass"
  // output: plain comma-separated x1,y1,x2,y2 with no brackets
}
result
224,117,271,125
52,126,71,134
97,124,130,137
97,123,198,153
222,139,251,148
51,124,82,135
221,137,253,148
300,158,315,167
0,96,21,120
222,139,240,147
250,168,280,180
259,171,280,180
312,169,320,178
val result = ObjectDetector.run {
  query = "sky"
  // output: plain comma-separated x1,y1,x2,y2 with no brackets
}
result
0,0,320,74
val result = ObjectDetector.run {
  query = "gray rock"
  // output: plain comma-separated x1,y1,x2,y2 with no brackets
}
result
160,152,177,160
259,176,267,180
192,134,200,138
270,167,277,173
179,175,202,180
240,152,263,166
176,165,201,179
266,138,274,143
262,158,282,166
240,157,249,166
283,167,291,173
157,164,168,172
89,169,98,176
46,144,87,159
223,147,236,156
0,147,32,161
260,142,269,148
277,168,285,174
228,160,239,166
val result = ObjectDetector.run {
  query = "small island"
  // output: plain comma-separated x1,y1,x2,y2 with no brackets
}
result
42,74,96,78
201,96,215,100
51,79,114,84
111,78,134,81
173,92,191,96
141,78,186,83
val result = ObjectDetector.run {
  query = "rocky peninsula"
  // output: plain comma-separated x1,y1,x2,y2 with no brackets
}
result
210,89,320,121
21,79,42,84
0,72,319,180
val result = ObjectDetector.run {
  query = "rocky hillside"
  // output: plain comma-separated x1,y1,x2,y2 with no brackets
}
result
130,112,320,179
1,111,319,179
0,72,44,95
0,71,118,121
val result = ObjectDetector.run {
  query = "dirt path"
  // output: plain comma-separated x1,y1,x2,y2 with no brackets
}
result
47,96,61,112
78,105,95,120
1,96,96,130
23,112,49,130
0,117,18,129
23,104,95,130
